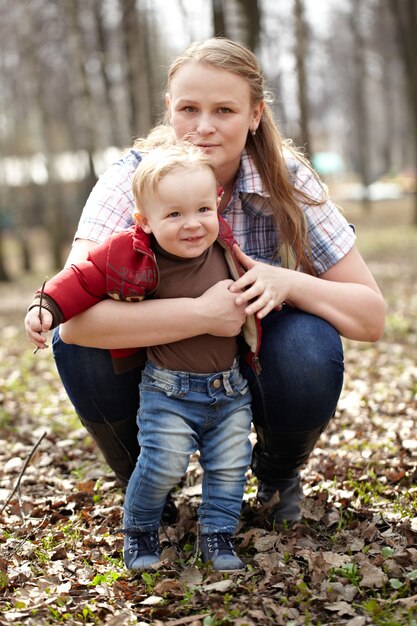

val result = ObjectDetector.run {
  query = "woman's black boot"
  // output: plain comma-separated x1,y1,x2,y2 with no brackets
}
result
251,422,329,523
78,415,139,487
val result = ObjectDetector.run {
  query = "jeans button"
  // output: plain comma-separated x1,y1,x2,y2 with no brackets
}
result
212,378,221,389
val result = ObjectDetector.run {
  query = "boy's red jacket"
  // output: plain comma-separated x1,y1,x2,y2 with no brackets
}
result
35,215,262,372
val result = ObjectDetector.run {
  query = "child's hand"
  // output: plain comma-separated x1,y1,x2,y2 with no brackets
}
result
24,307,53,349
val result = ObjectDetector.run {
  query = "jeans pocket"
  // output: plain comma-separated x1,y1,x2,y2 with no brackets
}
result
140,373,175,396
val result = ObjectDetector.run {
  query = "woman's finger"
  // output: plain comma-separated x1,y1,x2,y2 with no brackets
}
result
233,244,256,271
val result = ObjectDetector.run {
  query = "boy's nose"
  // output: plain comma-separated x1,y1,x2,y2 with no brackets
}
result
183,216,200,229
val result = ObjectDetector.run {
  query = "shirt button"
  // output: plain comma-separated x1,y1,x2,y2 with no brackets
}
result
212,379,221,389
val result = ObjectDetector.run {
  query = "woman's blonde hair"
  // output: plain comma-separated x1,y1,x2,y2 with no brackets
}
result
132,139,217,218
166,37,326,274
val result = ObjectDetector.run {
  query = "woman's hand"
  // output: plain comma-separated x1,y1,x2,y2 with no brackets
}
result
197,279,248,336
229,245,288,318
231,244,385,342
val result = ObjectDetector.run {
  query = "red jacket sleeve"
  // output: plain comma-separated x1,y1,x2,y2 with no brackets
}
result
41,250,109,322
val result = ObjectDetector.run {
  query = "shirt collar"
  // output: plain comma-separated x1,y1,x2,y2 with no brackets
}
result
235,149,270,197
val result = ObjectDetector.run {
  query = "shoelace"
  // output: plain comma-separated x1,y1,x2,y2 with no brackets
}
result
207,533,236,555
115,528,160,556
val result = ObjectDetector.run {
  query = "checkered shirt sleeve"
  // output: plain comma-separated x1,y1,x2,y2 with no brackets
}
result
291,158,356,274
74,149,141,244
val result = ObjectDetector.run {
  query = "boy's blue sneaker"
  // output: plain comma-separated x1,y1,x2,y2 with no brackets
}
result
201,533,244,571
123,529,160,570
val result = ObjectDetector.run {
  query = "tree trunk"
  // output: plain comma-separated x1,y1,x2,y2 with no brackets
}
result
93,0,120,147
389,0,417,225
215,0,260,52
120,0,153,137
294,0,311,155
235,0,261,52
0,229,10,282
20,2,65,270
212,0,227,37
351,0,372,213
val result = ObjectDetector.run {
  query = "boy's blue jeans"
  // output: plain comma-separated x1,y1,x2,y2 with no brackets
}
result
123,360,252,535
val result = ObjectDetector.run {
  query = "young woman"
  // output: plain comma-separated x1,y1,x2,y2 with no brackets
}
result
25,38,385,526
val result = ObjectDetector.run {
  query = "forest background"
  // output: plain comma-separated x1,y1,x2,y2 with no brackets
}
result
0,1,417,625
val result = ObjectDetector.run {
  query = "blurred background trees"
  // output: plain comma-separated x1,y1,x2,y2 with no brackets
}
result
0,0,415,280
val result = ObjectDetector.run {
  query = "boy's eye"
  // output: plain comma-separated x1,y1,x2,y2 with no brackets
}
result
168,211,180,218
198,206,210,213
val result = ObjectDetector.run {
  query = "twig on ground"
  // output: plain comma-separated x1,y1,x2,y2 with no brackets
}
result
10,515,48,555
0,430,47,518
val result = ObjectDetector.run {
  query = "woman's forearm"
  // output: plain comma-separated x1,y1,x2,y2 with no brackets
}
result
59,279,246,348
60,298,202,347
287,272,386,342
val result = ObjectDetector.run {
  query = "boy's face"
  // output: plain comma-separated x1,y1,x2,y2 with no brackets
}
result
139,166,220,258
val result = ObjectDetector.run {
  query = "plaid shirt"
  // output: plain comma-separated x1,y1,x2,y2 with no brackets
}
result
76,148,355,275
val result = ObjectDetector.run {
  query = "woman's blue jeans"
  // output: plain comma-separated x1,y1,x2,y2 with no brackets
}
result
124,360,252,534
52,307,344,479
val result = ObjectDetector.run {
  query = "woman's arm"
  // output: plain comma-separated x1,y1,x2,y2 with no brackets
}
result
60,280,246,347
58,239,247,348
64,238,98,267
230,245,385,342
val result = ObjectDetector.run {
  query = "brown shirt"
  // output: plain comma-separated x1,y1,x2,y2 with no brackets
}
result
147,239,238,373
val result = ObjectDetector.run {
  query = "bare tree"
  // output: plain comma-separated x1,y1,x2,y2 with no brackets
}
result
235,0,261,52
212,0,227,37
18,1,66,269
350,0,372,211
92,0,121,147
0,197,10,281
212,0,261,52
63,0,98,188
120,0,154,138
389,0,417,224
293,0,311,155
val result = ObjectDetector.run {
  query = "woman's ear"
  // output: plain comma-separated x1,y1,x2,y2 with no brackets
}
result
217,187,224,207
252,100,264,129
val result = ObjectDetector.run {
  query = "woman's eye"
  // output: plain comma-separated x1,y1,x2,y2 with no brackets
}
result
183,106,197,113
218,107,232,114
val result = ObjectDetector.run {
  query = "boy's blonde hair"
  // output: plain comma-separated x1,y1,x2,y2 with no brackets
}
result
132,139,218,219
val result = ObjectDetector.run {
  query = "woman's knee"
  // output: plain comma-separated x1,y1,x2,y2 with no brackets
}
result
245,309,344,431
264,308,342,362
52,329,140,423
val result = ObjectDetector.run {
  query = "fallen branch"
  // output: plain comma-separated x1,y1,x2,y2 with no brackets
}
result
0,430,47,517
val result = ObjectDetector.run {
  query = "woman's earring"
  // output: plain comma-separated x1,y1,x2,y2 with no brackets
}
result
251,128,257,136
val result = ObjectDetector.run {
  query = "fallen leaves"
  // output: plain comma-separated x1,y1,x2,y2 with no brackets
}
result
1,222,417,624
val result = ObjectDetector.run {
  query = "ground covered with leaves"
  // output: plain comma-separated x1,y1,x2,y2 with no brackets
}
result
1,200,417,625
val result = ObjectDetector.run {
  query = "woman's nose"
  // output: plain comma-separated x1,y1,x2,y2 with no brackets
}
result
196,114,215,135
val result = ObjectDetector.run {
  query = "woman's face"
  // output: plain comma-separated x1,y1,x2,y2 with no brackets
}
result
166,61,263,185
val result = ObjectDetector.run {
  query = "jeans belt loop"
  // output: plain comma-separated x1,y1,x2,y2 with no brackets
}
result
179,372,189,397
222,371,234,396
